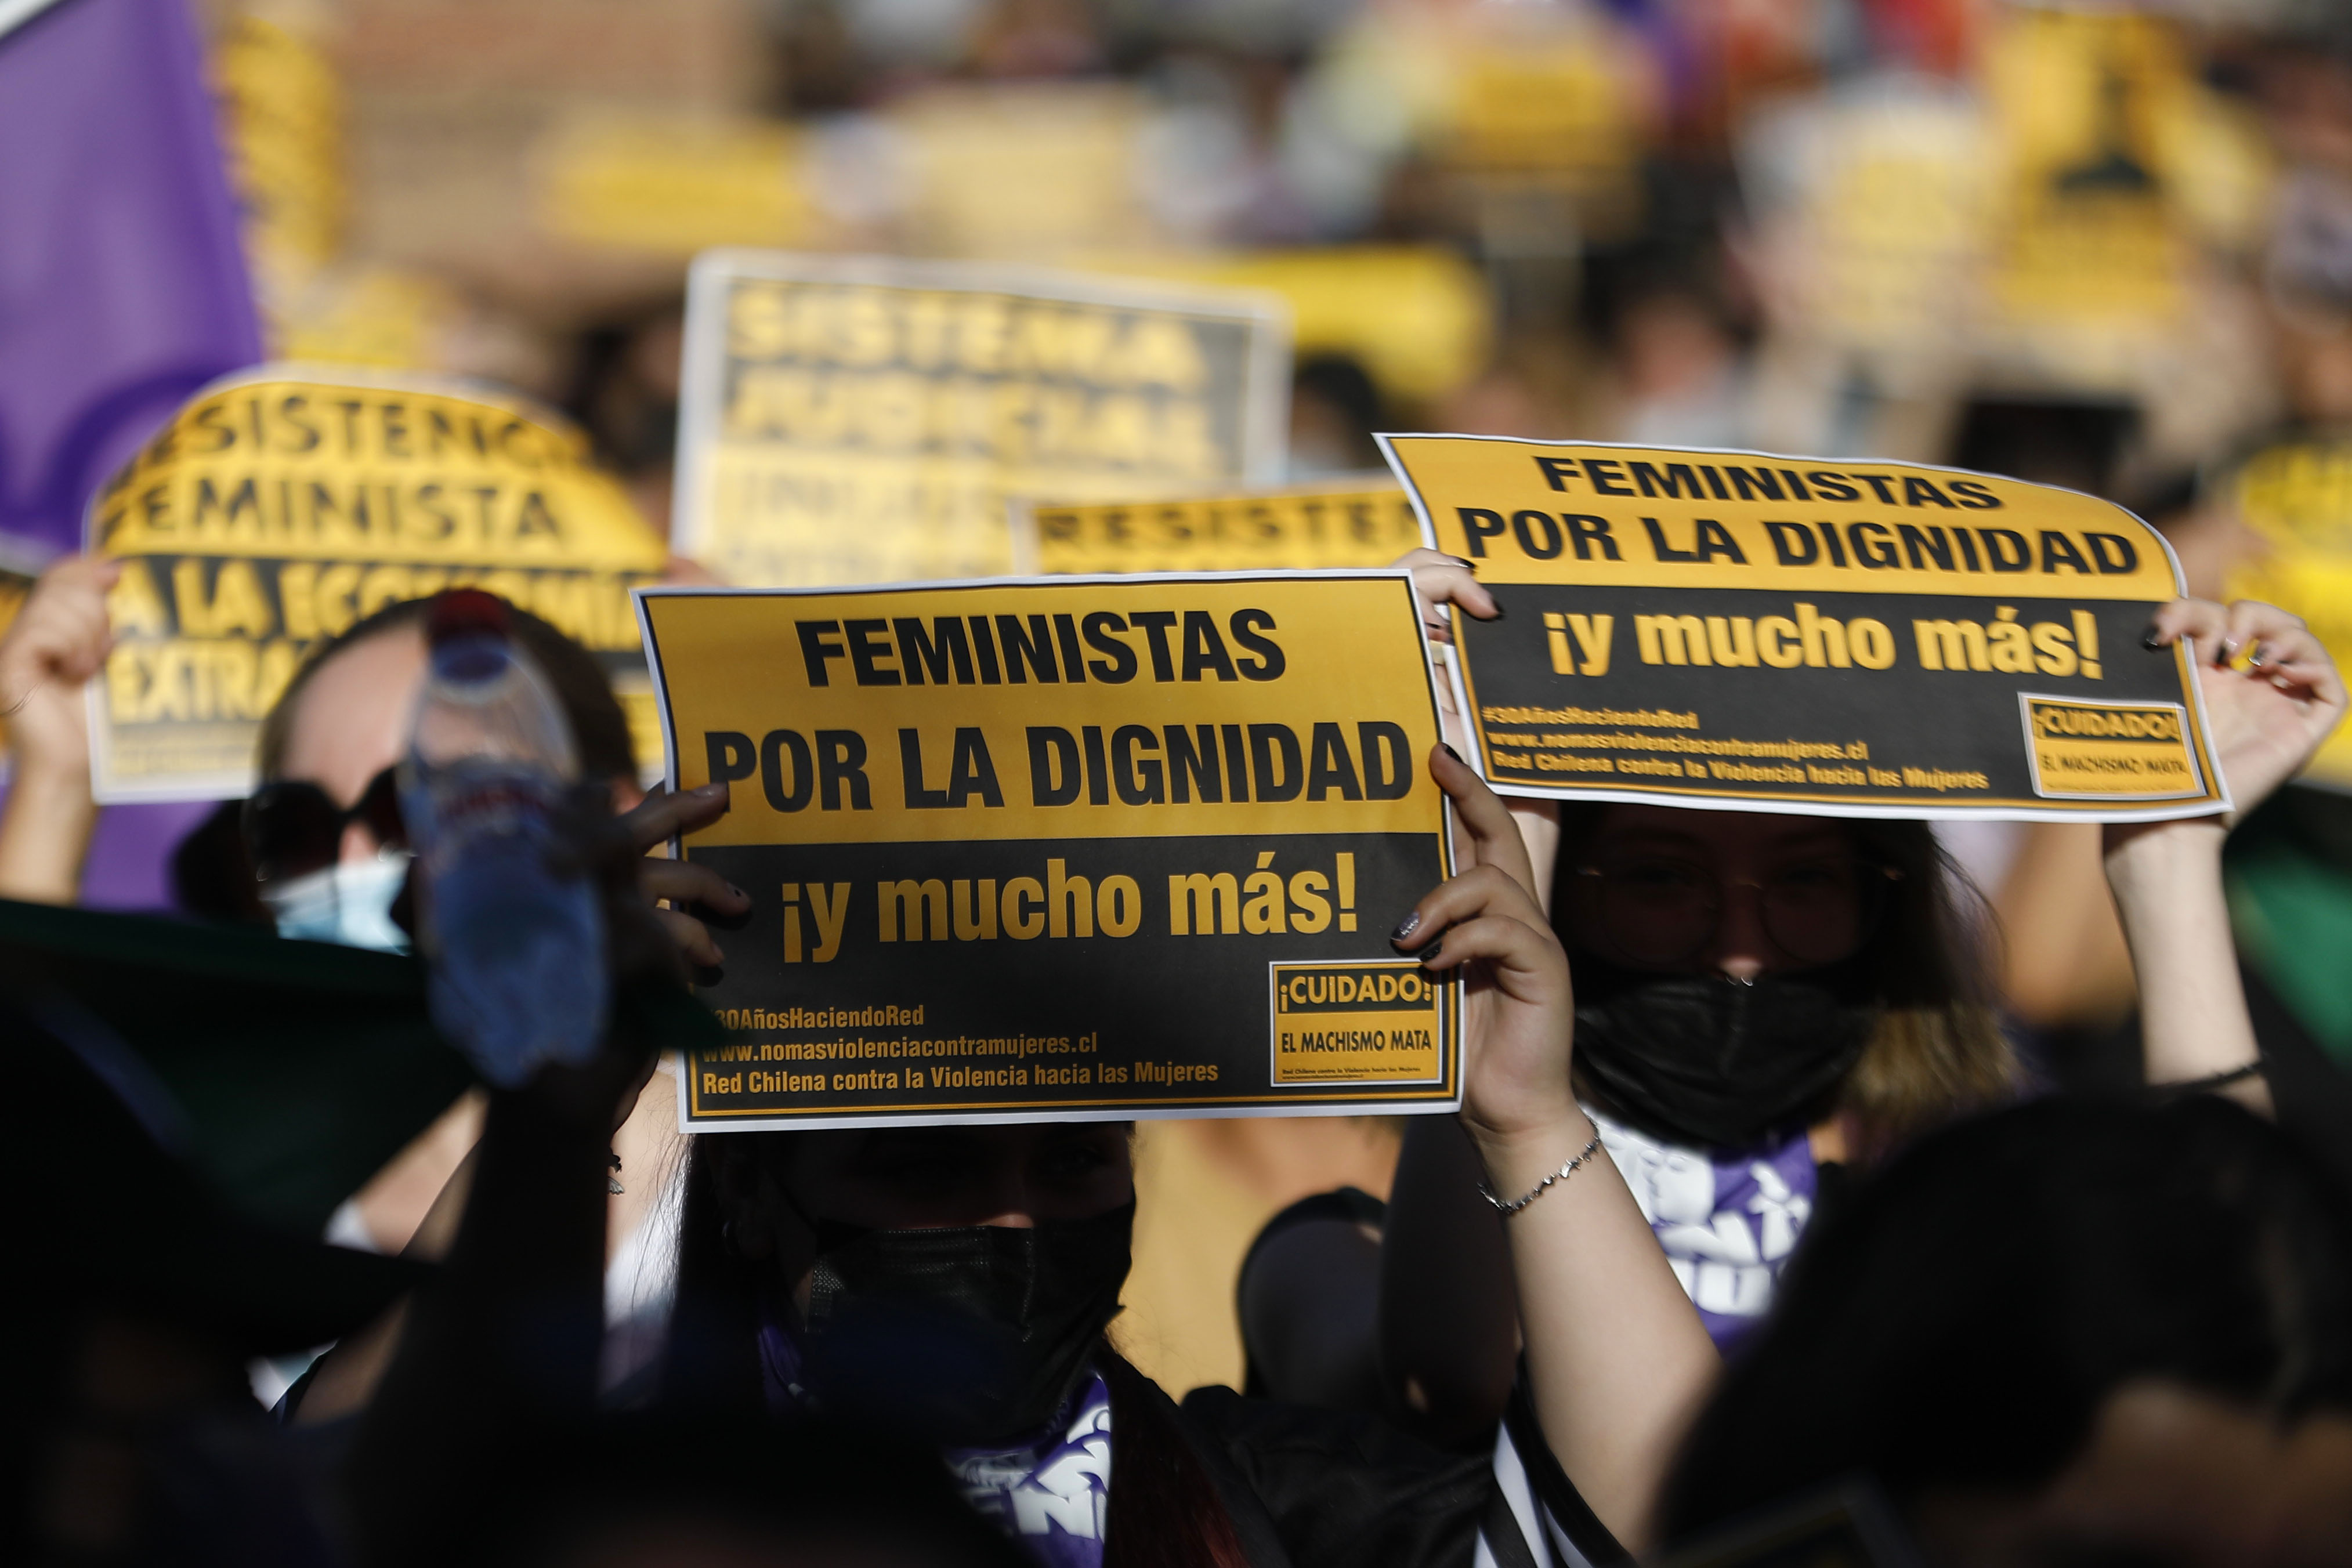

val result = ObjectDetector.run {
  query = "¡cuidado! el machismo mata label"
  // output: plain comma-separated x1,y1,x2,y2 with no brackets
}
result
1378,435,2227,821
637,571,1457,1129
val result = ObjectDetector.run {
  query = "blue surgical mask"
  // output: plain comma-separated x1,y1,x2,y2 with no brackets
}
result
263,853,412,953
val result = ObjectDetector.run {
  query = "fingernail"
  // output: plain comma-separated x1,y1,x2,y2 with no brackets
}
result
2248,645,2266,667
728,884,747,899
2141,629,2163,650
1442,744,1464,764
1452,556,1475,570
1483,603,1505,621
1391,910,1422,942
1416,936,1444,965
694,781,728,796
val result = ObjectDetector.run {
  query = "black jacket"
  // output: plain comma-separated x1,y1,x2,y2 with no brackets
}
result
1106,1355,1627,1568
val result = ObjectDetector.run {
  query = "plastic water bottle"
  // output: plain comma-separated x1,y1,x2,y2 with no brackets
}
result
401,591,609,1087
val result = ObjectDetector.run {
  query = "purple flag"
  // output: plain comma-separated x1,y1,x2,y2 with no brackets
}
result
0,0,262,907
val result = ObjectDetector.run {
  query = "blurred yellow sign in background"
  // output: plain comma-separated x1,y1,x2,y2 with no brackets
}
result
1088,247,1492,411
1017,476,1417,576
673,252,1291,586
2231,439,2352,790
537,112,817,255
87,368,671,801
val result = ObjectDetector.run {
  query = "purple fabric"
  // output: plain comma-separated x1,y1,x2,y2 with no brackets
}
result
0,778,214,911
943,1378,1110,1568
756,1305,1112,1567
84,795,218,910
1588,1109,1820,1354
0,0,260,907
0,0,261,559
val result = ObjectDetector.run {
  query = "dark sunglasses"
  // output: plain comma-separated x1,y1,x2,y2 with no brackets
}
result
243,765,406,885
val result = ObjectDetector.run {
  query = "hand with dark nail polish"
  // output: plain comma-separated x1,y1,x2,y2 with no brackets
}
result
2141,630,2164,651
1442,744,1464,764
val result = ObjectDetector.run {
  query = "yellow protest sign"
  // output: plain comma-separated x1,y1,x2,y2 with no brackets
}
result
1016,477,1419,575
1984,8,2192,332
890,83,1156,260
86,367,670,802
1081,247,1493,410
1380,436,2224,820
637,572,1456,1128
535,112,817,256
672,252,1290,588
2231,438,2352,790
212,12,345,298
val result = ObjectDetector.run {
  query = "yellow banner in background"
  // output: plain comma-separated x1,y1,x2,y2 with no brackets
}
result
1017,476,1419,575
1081,247,1493,411
671,252,1291,588
2232,438,2352,790
87,367,670,802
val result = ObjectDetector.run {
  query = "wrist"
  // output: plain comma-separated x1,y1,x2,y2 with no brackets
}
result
1466,1111,1600,1194
8,766,95,818
2103,816,2226,906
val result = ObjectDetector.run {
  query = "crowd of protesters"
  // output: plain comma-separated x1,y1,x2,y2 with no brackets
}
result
12,1,2352,1565
6,536,2351,1566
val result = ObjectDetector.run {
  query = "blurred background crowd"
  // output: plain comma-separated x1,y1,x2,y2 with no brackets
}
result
12,0,2352,1483
200,0,2352,524
178,0,2352,1397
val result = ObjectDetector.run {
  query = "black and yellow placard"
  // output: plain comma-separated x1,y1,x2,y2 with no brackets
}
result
1379,436,2225,820
84,367,671,803
671,251,1290,588
636,571,1456,1129
1016,476,1419,575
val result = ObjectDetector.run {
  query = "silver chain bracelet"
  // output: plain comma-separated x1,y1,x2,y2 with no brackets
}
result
1478,1134,1605,1217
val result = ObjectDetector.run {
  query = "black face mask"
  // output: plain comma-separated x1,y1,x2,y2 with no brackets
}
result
797,1201,1133,1446
1571,958,1880,1151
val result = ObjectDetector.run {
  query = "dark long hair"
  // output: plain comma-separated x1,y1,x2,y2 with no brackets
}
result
665,1132,1250,1568
1659,1096,2352,1540
1552,806,2018,1159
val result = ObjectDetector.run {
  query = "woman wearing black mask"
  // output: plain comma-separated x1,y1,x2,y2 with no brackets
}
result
352,749,1723,1566
658,749,1728,1565
1363,564,2343,1449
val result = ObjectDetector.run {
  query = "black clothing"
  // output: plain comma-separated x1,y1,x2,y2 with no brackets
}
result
1144,1367,1629,1567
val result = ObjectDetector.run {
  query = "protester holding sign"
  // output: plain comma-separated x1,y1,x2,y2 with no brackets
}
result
350,745,1709,1565
1354,437,2346,1447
